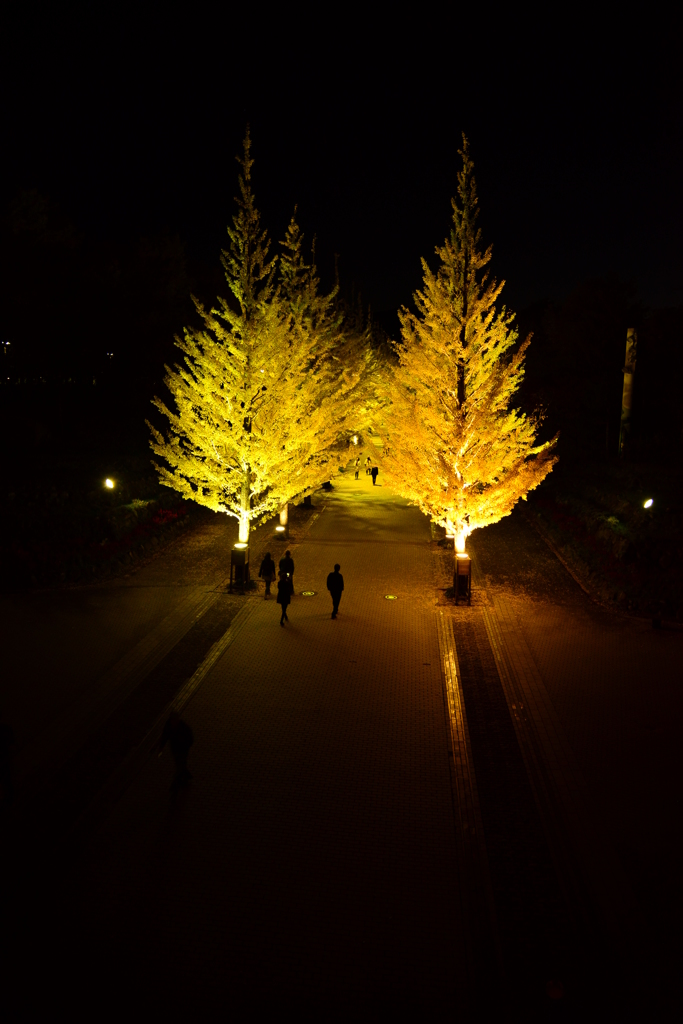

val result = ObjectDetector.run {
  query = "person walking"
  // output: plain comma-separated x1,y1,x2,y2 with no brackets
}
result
365,456,372,475
326,563,344,619
259,551,276,599
279,550,295,595
354,455,361,480
371,465,379,485
277,573,291,625
158,711,194,791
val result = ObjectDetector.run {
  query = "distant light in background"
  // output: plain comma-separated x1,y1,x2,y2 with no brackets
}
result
105,478,114,489
352,435,358,445
644,498,653,508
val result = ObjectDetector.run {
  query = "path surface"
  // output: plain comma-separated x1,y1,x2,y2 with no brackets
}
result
6,469,683,1018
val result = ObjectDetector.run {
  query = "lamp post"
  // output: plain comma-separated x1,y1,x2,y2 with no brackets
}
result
277,502,289,539
230,542,250,593
446,527,472,605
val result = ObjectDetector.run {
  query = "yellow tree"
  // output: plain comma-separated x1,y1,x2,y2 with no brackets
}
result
266,215,378,522
148,135,375,541
377,137,557,552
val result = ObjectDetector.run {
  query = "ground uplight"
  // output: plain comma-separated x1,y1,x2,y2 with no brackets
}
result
644,498,653,509
105,478,115,489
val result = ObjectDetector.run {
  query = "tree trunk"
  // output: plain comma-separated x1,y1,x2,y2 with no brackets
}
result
239,471,250,543
279,502,289,538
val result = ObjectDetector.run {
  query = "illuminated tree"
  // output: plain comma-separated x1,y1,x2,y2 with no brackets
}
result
376,137,557,551
148,135,374,542
267,215,378,517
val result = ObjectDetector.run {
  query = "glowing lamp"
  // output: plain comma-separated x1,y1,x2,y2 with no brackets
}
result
352,435,358,445
275,525,286,532
644,498,653,509
105,478,115,489
234,542,248,549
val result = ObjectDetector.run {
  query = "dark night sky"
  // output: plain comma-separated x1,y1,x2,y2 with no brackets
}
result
2,12,681,322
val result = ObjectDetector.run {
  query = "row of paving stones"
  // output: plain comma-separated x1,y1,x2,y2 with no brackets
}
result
466,511,683,1018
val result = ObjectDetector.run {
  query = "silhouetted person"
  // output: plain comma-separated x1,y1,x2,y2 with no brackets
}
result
327,563,344,619
259,552,276,598
354,455,361,479
365,456,372,475
371,465,378,485
0,715,15,804
159,711,193,791
279,550,295,595
277,575,291,625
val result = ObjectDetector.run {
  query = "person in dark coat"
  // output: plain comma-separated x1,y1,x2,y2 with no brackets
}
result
277,574,291,625
326,563,344,619
159,711,193,791
259,552,276,598
279,550,295,595
371,465,379,485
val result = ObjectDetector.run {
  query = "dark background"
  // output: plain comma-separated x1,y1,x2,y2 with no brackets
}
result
1,11,682,467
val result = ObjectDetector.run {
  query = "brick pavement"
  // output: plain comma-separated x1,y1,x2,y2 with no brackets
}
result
60,472,473,1016
10,475,681,1017
469,512,683,1017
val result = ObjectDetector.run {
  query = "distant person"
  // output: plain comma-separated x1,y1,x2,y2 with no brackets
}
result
279,550,295,595
354,455,361,479
326,563,344,619
0,714,15,804
277,574,291,625
371,465,379,485
159,711,193,791
365,456,372,475
259,551,276,599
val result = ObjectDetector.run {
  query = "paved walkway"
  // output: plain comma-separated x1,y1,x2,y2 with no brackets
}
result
9,469,683,1018
66,472,471,1016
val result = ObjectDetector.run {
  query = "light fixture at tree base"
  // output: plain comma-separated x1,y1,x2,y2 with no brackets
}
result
234,542,248,550
644,498,653,508
105,478,115,489
275,525,286,532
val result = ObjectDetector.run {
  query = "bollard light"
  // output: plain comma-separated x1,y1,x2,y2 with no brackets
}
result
105,478,115,489
234,542,247,549
275,525,286,532
644,498,653,509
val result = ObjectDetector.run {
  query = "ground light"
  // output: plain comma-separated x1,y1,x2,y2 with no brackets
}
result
105,478,115,489
275,525,286,532
644,498,654,508
384,595,398,600
234,542,248,549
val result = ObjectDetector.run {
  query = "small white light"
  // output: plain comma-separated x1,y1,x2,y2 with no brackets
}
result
275,525,286,532
352,435,358,444
644,498,653,509
234,542,248,549
105,478,114,489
